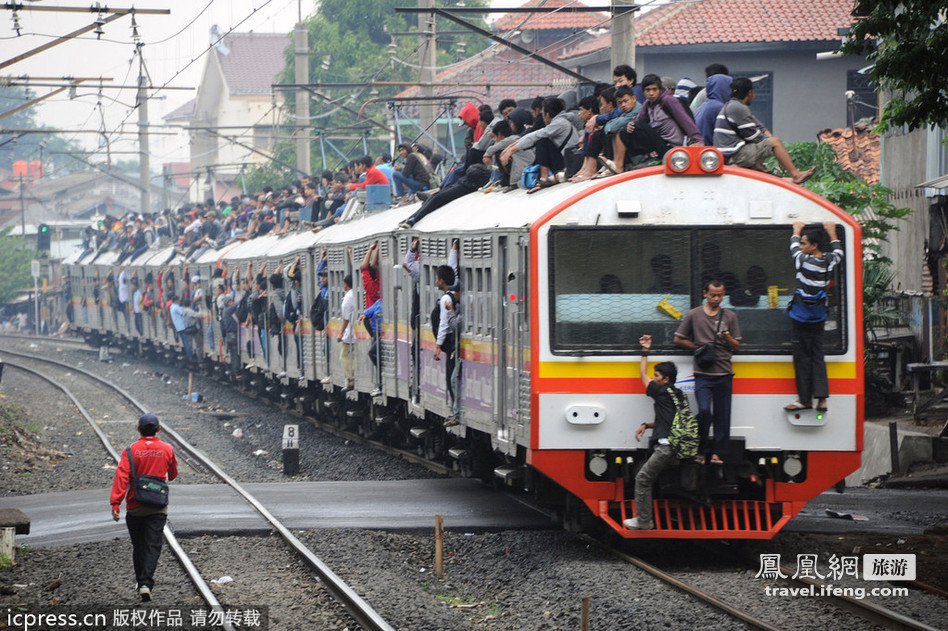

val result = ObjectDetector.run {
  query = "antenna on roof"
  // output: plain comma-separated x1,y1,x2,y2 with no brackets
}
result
210,25,230,56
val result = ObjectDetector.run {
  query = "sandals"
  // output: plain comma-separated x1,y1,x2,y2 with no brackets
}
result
816,399,828,412
793,166,817,185
527,177,558,194
784,401,812,411
710,455,724,465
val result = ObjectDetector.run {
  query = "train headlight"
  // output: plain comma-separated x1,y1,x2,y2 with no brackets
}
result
698,149,721,172
667,149,690,173
782,453,803,478
588,453,608,477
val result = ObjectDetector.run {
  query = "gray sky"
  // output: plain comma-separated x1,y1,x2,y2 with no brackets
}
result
2,0,613,166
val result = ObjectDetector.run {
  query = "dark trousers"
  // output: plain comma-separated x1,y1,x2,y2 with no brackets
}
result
227,338,241,376
534,137,565,173
405,183,473,226
695,373,733,456
126,513,167,589
442,333,460,414
585,129,610,159
792,319,828,402
618,125,671,162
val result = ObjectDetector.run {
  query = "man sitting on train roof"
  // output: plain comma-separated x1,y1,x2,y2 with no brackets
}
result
713,77,816,185
500,97,578,194
397,164,491,230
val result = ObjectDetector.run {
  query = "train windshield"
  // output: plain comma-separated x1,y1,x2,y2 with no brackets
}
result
549,226,846,355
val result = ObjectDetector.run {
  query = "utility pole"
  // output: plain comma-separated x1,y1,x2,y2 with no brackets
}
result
611,0,637,73
418,0,437,147
294,2,311,174
19,174,25,236
137,43,150,214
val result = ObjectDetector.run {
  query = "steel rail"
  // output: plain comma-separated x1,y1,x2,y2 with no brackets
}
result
1,348,394,631
577,534,782,631
3,360,236,631
778,564,941,631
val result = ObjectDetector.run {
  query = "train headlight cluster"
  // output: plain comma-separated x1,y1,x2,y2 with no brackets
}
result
667,149,690,173
588,453,608,477
698,149,721,172
782,452,804,482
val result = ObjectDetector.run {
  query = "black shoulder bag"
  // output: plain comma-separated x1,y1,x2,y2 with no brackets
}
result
693,310,723,371
126,446,169,507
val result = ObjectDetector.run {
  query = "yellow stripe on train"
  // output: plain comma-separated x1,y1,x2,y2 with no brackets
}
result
538,361,856,380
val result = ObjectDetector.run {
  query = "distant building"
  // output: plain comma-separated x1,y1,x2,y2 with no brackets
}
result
561,0,871,143
166,31,290,198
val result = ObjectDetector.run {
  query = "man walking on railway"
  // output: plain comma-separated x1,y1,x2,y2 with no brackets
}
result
110,413,178,602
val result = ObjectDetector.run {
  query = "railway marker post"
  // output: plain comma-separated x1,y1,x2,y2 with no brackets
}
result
581,596,590,631
435,514,444,579
283,424,299,476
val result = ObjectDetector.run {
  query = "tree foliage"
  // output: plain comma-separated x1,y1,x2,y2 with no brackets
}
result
0,86,88,176
841,0,948,132
257,0,489,178
766,142,912,262
0,228,38,304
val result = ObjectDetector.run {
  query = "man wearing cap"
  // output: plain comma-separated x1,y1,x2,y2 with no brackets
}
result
110,413,178,602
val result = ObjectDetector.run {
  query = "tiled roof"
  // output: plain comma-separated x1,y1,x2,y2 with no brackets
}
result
216,32,289,95
562,0,855,59
165,98,195,122
818,123,880,184
492,0,607,33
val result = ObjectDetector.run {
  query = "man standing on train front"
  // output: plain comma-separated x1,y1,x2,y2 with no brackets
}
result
110,413,178,602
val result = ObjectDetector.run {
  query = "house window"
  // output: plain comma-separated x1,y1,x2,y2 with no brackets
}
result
846,70,877,126
732,70,773,132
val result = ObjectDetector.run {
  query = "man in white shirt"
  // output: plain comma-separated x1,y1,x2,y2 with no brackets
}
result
337,274,356,391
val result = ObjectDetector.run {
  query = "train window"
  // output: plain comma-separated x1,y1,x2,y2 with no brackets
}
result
549,226,846,355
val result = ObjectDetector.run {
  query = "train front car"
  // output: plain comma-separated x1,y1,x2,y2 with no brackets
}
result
530,146,863,539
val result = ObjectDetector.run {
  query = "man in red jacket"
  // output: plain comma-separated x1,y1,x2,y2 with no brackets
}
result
110,413,178,602
347,155,390,191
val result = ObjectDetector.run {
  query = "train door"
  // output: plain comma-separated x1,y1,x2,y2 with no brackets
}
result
496,234,527,452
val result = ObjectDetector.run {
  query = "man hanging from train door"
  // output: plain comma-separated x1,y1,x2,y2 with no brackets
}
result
624,334,679,530
674,279,741,465
434,239,461,427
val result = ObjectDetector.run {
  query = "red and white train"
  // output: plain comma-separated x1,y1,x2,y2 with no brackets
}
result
64,146,863,538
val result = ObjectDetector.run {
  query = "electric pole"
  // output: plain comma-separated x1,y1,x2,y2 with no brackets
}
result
611,1,637,73
294,2,311,174
418,0,437,146
137,43,150,214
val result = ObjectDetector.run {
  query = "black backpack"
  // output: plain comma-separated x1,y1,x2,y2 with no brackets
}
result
430,291,456,337
283,290,299,324
309,293,327,331
267,302,282,336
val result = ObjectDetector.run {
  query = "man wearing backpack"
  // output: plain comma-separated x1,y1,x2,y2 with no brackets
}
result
624,334,680,530
110,413,178,602
434,240,461,426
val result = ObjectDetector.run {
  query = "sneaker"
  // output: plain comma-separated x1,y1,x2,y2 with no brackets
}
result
139,586,152,602
398,221,413,230
341,386,354,394
320,376,332,384
623,517,654,530
417,188,439,201
443,415,459,428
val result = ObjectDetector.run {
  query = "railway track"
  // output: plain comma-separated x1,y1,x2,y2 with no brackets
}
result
580,534,942,631
2,350,395,631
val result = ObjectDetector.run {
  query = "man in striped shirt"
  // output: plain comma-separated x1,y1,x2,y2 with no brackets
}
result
713,77,816,185
786,221,843,412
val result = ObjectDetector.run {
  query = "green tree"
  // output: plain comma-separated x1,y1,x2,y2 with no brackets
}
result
0,228,38,304
0,86,88,175
269,0,489,174
766,142,912,262
841,0,948,132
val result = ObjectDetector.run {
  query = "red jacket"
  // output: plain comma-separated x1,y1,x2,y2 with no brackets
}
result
362,267,380,308
110,435,178,510
348,165,390,190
